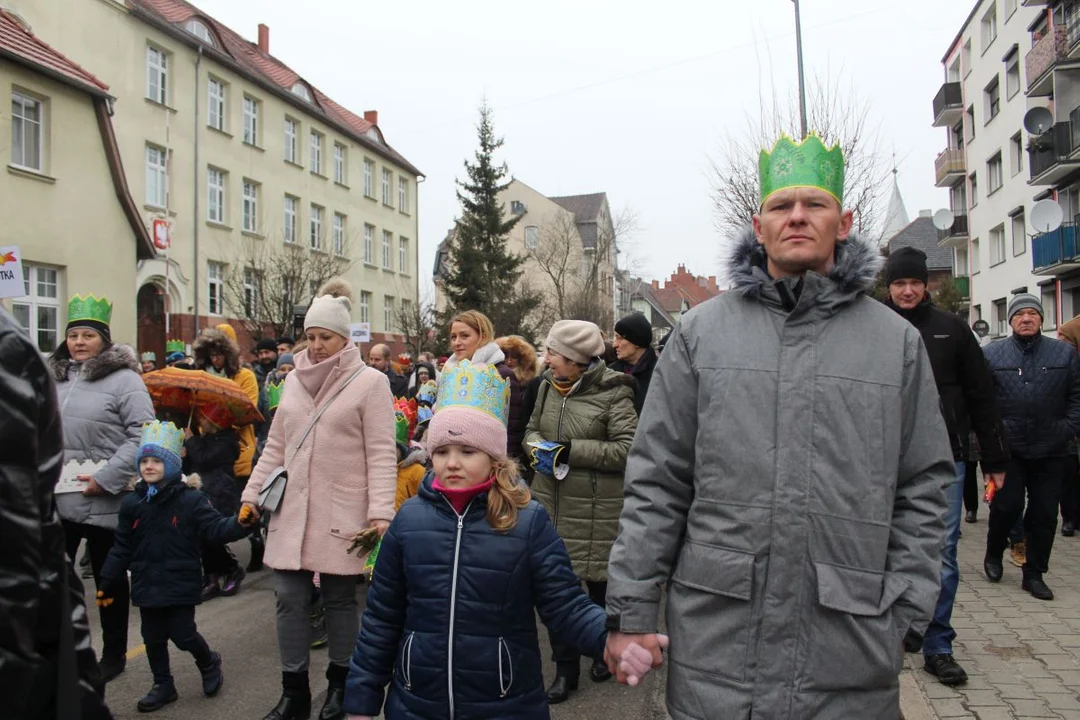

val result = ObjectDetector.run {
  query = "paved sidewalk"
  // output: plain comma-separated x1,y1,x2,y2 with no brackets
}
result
904,515,1080,719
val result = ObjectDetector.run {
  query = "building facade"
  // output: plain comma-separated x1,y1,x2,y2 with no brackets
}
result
14,0,422,357
0,8,154,350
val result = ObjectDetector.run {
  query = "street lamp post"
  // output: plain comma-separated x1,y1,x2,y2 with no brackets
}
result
793,0,808,139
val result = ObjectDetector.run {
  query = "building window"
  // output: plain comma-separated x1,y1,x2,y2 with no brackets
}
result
982,4,998,51
146,45,168,104
364,224,374,263
1005,52,1020,99
401,299,412,325
987,152,1003,193
333,213,346,256
398,177,408,213
185,19,214,44
955,247,969,275
334,143,347,184
1043,285,1058,328
399,237,409,272
243,96,259,145
243,267,258,318
291,83,311,102
364,159,374,197
284,195,298,244
12,263,61,352
1012,211,1027,256
11,92,43,171
970,172,979,207
284,118,299,164
962,39,972,76
971,238,981,273
989,224,1006,266
382,230,392,269
992,297,1007,336
359,291,371,324
145,144,167,207
1005,0,1017,18
242,180,259,233
1010,132,1023,176
208,261,225,315
384,296,395,332
310,131,323,175
207,77,225,131
310,204,323,250
524,225,539,250
207,167,226,223
984,77,1000,122
966,105,976,142
382,168,392,206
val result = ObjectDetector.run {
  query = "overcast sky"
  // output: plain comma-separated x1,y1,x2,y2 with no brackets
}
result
196,0,975,291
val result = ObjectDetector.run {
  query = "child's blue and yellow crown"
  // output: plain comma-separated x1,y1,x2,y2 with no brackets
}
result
435,359,509,425
137,420,184,479
759,132,845,206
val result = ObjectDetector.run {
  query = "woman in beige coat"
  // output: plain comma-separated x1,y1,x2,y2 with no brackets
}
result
242,279,397,720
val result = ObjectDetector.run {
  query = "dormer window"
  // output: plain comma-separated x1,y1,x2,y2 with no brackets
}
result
291,83,311,102
366,128,380,142
185,19,215,45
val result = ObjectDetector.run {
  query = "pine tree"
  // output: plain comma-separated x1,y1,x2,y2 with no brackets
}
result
439,103,540,343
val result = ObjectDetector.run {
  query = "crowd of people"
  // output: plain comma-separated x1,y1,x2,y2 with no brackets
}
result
7,130,1080,720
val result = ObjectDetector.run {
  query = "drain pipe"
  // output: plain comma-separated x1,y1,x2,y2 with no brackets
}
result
192,45,202,337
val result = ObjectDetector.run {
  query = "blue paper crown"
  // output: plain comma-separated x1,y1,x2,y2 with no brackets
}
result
435,360,510,425
138,420,184,472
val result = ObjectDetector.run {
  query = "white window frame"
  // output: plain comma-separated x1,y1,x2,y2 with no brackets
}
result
971,238,981,273
970,173,979,206
525,225,540,250
310,131,323,175
333,213,346,256
310,204,324,250
364,224,374,263
1042,286,1058,329
242,180,258,233
207,77,226,131
988,152,1003,193
11,91,43,171
382,230,392,269
993,298,1007,337
985,77,1000,121
1005,0,1017,18
382,168,392,206
1010,132,1023,176
145,144,167,208
284,195,298,244
12,263,61,352
207,261,225,315
990,224,1006,266
243,96,259,145
334,143,346,184
284,118,299,164
243,267,259,318
186,19,214,44
146,45,168,104
359,291,371,324
384,296,394,333
982,5,998,51
399,237,408,273
1006,53,1021,99
207,167,226,223
1012,211,1027,256
398,177,408,213
364,159,374,197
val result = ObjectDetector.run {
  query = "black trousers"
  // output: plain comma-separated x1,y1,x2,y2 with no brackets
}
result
549,580,606,676
201,540,239,576
140,605,213,684
63,520,129,662
963,459,980,514
1060,453,1080,526
987,457,1064,574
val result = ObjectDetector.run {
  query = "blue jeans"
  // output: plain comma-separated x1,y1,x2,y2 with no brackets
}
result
923,461,965,657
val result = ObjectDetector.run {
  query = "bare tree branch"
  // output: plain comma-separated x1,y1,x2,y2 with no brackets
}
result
395,292,437,357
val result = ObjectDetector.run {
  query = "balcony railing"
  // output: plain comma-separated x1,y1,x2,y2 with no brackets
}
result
954,276,970,299
1026,25,1070,92
934,148,966,186
932,82,964,126
937,213,969,244
1029,121,1076,181
1033,222,1079,271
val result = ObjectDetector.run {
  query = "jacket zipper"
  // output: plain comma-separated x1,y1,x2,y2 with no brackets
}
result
498,637,513,697
553,395,569,528
402,632,415,690
443,497,473,719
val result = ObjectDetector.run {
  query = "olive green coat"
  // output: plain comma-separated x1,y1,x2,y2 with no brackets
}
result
524,362,638,581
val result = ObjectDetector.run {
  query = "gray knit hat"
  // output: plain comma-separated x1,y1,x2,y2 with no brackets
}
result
546,320,605,364
1008,293,1044,321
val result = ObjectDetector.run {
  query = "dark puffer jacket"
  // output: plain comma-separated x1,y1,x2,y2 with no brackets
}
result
0,308,114,719
183,430,241,515
100,477,249,607
344,475,607,719
983,333,1080,458
609,347,657,415
498,362,527,464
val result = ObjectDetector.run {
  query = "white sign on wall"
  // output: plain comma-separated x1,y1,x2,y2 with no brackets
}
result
0,246,26,299
349,322,371,344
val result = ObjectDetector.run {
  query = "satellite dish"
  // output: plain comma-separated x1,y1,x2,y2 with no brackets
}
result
1030,199,1064,234
932,208,955,231
1024,106,1055,135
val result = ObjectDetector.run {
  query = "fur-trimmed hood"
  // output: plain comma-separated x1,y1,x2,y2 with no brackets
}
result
192,329,241,377
400,445,428,469
724,226,882,300
49,343,140,382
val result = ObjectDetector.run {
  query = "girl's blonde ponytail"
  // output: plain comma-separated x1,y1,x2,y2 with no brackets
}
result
486,458,532,532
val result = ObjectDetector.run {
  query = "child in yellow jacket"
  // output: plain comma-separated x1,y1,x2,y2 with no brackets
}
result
393,443,428,511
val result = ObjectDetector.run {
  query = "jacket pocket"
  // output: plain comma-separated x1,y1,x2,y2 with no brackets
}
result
798,562,908,691
398,632,415,691
497,637,513,697
668,541,754,682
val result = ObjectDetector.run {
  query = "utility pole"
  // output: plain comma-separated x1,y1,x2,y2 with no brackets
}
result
793,0,808,138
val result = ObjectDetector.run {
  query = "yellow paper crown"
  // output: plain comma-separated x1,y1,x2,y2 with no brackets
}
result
435,360,509,425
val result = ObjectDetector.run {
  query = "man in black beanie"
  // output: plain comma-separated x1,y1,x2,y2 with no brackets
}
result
252,338,278,388
883,246,1009,687
610,312,657,414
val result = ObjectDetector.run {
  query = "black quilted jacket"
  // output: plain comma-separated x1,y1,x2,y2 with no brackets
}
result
983,333,1080,458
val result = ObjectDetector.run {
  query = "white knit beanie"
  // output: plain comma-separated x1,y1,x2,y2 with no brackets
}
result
304,278,353,338
546,320,605,364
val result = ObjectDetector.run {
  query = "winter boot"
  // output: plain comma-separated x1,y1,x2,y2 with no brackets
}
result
318,663,348,720
201,574,221,601
262,671,311,720
198,651,223,696
221,566,246,597
1022,568,1055,600
137,681,178,713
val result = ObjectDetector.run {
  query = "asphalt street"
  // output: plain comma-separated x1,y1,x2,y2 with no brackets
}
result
83,539,671,720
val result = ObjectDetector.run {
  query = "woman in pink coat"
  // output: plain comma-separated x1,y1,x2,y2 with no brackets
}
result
242,279,397,720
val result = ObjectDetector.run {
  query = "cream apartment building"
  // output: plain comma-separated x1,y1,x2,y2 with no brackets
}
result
16,0,422,356
0,8,154,350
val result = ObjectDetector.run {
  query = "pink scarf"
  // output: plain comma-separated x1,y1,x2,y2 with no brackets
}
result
292,345,348,398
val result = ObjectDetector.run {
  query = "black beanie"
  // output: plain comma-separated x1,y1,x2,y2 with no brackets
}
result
885,247,929,286
65,318,111,345
614,313,653,349
255,338,278,353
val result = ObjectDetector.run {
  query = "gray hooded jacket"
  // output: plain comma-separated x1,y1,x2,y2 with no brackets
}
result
50,344,155,529
606,229,952,720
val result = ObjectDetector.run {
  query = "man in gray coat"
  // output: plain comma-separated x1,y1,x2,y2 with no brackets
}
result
603,134,953,719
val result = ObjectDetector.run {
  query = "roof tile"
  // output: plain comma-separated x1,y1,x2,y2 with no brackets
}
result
0,9,109,94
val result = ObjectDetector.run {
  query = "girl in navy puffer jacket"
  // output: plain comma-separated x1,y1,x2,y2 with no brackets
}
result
343,361,609,719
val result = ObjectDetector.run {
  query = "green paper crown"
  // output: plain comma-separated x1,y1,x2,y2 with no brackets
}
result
166,339,186,354
435,359,509,425
266,378,285,411
759,132,845,206
395,410,410,445
67,294,112,326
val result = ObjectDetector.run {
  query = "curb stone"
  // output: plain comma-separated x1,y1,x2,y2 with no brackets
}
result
899,654,938,720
